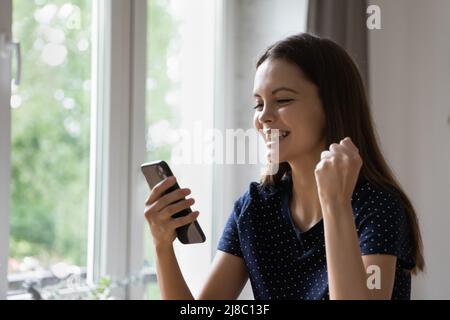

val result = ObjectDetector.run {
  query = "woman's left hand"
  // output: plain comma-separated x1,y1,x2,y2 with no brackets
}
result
314,137,363,206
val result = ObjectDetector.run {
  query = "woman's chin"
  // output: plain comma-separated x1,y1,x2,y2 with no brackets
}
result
265,149,288,164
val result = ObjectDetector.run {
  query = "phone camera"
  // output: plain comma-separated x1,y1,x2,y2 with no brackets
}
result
158,166,167,179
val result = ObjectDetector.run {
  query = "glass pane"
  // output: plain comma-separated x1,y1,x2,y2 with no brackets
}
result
144,0,216,300
8,0,92,296
144,0,181,300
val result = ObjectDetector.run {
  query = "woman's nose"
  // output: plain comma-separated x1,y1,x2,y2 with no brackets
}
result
258,105,276,124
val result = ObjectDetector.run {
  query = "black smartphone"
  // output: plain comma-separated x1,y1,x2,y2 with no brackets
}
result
141,160,206,244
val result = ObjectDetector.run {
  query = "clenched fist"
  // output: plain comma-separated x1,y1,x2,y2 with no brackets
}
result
314,137,363,206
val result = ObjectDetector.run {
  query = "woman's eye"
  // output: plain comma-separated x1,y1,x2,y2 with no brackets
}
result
277,99,293,105
253,99,292,110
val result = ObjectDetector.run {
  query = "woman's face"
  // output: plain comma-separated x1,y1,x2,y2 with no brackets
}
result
253,58,327,164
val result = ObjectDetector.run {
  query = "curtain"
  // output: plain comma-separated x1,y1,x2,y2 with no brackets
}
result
307,0,369,89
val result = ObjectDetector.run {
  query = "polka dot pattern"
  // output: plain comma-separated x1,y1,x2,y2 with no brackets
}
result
218,173,416,300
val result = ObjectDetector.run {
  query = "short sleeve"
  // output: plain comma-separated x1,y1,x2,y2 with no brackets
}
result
217,196,246,258
354,185,415,270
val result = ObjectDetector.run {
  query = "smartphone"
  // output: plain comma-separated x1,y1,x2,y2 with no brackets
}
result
141,160,206,244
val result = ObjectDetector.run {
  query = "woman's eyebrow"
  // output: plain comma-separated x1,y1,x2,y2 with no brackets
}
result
253,87,299,97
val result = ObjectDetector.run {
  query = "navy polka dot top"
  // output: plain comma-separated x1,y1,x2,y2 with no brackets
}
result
217,172,416,300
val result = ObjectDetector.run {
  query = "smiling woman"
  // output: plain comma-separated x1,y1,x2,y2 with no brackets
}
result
141,31,424,301
217,33,424,300
253,58,326,168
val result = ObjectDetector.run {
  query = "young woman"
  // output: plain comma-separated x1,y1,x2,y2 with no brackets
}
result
144,33,424,300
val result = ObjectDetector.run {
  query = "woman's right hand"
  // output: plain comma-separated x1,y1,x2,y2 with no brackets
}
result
144,176,200,250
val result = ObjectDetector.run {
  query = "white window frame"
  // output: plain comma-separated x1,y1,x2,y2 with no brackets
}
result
88,0,147,300
0,0,148,300
0,0,12,301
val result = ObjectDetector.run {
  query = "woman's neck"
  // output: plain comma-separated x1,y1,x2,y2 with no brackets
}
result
288,151,323,232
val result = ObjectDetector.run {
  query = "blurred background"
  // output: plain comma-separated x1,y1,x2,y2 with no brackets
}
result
0,0,449,300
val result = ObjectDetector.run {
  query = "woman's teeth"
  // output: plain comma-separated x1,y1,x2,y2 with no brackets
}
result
264,129,290,141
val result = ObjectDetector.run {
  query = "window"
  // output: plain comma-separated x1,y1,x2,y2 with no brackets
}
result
8,0,92,297
144,0,216,299
2,0,149,300
0,0,213,300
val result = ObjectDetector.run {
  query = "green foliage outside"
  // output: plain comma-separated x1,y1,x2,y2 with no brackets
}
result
10,0,92,270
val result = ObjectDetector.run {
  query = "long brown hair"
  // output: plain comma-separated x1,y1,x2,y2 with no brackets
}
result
257,33,424,273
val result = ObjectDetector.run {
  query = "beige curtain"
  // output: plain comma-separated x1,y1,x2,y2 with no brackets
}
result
308,0,369,90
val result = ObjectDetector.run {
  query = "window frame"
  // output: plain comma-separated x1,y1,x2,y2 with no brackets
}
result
0,0,12,301
87,0,147,300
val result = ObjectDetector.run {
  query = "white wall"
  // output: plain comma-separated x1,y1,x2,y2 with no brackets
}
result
217,0,308,300
368,0,450,299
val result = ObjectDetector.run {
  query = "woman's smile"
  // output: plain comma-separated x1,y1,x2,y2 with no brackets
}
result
263,128,291,145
